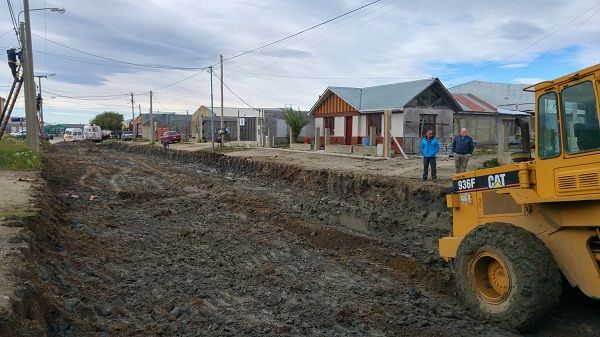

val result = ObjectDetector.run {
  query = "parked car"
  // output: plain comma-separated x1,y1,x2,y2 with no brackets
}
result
160,131,181,143
83,124,102,142
40,131,53,141
10,131,26,139
64,128,83,142
121,131,134,141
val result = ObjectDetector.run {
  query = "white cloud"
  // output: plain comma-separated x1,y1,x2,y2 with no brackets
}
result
1,0,598,123
500,63,529,69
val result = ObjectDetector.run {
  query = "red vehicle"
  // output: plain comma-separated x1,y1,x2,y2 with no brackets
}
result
159,131,181,143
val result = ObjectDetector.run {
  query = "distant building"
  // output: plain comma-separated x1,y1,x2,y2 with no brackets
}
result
45,124,68,136
449,81,534,112
5,117,26,133
309,78,462,154
450,81,533,145
134,113,192,139
190,106,312,144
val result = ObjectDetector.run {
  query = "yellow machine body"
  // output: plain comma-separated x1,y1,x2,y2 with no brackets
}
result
440,63,600,298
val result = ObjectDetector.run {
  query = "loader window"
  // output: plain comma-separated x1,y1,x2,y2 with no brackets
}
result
538,92,560,159
561,81,600,154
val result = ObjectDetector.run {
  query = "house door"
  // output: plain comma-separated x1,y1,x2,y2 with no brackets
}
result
345,116,352,145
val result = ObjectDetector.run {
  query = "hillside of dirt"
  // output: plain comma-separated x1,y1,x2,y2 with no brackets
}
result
1,142,599,336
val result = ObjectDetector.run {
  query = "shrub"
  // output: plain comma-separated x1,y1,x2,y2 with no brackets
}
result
481,158,500,168
282,107,309,143
0,137,41,170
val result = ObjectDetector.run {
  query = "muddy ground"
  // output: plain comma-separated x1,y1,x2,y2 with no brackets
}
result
2,142,600,336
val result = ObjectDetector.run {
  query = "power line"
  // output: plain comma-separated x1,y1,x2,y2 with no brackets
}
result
221,0,383,62
0,28,14,38
153,70,207,91
43,89,146,100
223,0,398,74
512,6,600,76
493,1,600,65
6,0,20,45
212,73,258,111
225,69,429,80
31,33,210,71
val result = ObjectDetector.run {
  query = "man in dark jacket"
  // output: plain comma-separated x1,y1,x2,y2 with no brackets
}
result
452,128,474,173
420,129,440,182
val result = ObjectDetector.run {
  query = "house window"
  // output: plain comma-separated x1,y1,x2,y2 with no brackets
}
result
324,117,335,135
366,113,382,136
419,114,437,136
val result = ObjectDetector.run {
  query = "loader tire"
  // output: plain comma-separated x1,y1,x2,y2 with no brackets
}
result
455,223,561,331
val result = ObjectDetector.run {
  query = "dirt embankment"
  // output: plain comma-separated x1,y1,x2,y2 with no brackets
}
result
106,142,452,262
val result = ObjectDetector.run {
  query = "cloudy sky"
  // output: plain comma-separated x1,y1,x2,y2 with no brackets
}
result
1,0,599,124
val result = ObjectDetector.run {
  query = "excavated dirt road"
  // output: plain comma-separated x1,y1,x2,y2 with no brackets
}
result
4,142,600,336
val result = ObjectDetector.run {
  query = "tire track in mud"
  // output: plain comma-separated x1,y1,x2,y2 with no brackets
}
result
104,147,456,306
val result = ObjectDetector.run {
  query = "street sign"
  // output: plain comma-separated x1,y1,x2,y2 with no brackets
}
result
239,118,245,126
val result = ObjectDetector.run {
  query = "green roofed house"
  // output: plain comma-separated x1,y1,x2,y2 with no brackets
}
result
44,124,67,136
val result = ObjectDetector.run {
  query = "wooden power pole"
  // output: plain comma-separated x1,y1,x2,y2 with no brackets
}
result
131,93,135,136
21,0,39,151
221,55,225,146
149,90,154,143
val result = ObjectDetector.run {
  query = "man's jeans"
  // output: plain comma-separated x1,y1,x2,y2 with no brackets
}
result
423,156,437,180
455,154,470,173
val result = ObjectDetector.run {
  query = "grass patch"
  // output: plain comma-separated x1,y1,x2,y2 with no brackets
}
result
0,209,38,219
0,137,41,170
474,147,495,155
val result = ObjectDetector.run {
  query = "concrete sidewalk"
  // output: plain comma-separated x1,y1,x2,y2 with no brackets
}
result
0,170,37,323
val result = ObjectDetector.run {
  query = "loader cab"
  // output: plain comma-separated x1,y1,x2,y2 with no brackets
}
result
528,65,600,199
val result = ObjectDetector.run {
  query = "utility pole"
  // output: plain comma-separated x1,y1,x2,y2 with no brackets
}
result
220,54,224,144
131,93,135,136
138,104,141,116
149,90,154,143
210,66,215,150
21,0,39,151
34,75,47,133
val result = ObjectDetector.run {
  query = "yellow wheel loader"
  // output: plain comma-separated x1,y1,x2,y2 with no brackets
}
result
440,63,600,330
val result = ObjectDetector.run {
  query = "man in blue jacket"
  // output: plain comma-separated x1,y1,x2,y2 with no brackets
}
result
452,128,474,173
420,129,440,182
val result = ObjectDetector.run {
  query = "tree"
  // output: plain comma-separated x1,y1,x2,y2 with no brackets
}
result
90,111,124,131
282,107,309,143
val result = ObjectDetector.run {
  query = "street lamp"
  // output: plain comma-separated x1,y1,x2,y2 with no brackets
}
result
18,7,66,22
17,2,65,151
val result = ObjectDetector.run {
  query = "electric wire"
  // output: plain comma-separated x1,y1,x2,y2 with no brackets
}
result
31,33,210,71
212,73,258,111
0,28,13,38
220,0,383,63
512,6,600,76
6,0,20,45
494,1,600,65
222,0,398,74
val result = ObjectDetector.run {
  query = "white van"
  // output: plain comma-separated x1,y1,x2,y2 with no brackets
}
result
63,128,83,142
84,125,102,142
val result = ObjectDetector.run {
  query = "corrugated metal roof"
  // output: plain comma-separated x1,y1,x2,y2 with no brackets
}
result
452,93,497,112
360,79,435,111
310,78,460,113
449,81,534,108
329,87,362,110
497,108,531,116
